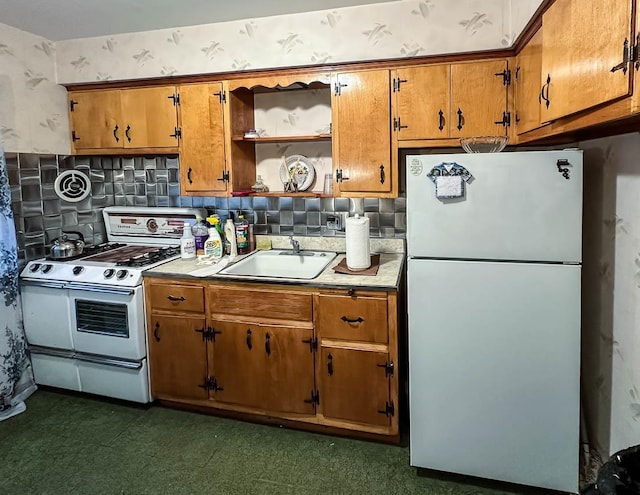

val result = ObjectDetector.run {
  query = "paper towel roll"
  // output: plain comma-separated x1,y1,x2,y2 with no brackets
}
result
346,214,371,271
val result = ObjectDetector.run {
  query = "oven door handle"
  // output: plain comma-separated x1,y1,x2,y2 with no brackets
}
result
75,353,143,370
68,283,135,296
20,280,68,289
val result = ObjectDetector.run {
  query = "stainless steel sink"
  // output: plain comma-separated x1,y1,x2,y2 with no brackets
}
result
219,249,337,279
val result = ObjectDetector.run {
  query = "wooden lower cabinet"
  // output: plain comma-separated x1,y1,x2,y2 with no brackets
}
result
318,346,392,427
208,320,315,415
144,277,399,442
147,314,208,401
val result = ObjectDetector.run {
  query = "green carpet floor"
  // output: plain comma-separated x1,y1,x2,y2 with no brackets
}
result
1,390,543,494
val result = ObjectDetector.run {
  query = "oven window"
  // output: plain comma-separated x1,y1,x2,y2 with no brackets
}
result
75,300,129,338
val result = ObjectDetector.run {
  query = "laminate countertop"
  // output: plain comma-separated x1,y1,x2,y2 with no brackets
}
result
144,236,405,290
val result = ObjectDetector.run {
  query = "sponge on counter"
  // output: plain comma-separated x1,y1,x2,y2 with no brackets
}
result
256,237,272,250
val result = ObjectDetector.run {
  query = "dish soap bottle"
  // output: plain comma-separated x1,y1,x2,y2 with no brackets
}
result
235,215,250,255
224,218,237,257
180,222,196,259
203,227,223,259
192,217,209,256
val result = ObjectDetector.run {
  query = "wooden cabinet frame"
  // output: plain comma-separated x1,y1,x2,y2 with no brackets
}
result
144,277,401,443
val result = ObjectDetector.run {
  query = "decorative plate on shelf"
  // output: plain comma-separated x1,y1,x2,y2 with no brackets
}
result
279,155,315,191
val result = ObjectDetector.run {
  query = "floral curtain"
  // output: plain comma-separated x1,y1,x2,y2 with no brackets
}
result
0,139,36,421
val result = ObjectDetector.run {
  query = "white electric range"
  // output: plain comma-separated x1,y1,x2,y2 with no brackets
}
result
19,206,206,403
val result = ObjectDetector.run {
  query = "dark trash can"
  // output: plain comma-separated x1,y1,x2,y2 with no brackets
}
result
581,445,640,494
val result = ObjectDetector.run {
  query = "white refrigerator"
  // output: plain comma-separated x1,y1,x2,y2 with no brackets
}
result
406,150,582,493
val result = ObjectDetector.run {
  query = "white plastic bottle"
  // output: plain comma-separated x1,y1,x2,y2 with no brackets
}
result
224,218,237,257
203,227,223,259
180,222,196,259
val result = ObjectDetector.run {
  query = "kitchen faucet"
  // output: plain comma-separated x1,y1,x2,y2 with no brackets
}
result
289,235,301,254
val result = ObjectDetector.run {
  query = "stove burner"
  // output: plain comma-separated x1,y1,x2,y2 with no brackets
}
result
116,246,181,267
45,243,127,262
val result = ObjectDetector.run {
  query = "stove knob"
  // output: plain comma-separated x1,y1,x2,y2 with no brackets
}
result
72,266,84,276
116,269,128,280
41,264,53,273
29,263,41,272
103,269,115,279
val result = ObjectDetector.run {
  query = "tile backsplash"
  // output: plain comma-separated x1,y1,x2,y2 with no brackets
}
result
8,153,406,262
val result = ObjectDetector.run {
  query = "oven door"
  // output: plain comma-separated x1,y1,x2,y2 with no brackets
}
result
68,283,146,360
20,280,74,349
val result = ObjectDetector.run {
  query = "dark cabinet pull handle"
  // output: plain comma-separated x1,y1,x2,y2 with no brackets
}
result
71,131,80,142
456,108,463,131
187,168,193,184
167,295,185,302
153,322,160,342
246,329,252,350
341,316,364,324
540,74,551,109
125,125,131,142
265,332,271,356
379,165,385,185
113,125,119,143
438,109,445,131
327,354,334,376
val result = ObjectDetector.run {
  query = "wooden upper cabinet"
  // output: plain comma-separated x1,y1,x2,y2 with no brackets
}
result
541,0,633,122
68,86,179,152
450,59,509,138
332,69,393,195
68,90,121,149
393,60,508,142
394,65,450,140
515,29,544,135
121,86,179,148
178,83,228,195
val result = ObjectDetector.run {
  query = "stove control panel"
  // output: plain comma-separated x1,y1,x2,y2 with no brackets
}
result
20,261,145,287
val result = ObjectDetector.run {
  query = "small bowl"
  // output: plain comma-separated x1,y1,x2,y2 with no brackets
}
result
460,136,509,153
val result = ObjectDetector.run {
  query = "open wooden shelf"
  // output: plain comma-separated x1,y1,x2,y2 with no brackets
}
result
232,134,332,143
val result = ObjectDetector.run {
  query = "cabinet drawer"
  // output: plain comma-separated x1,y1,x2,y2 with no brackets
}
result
208,286,313,322
316,294,388,344
147,283,204,313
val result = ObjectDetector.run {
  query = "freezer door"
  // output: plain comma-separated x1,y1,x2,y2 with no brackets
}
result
408,259,580,493
406,150,583,262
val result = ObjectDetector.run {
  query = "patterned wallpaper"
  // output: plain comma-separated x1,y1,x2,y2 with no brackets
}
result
0,23,70,155
55,0,513,84
580,132,640,459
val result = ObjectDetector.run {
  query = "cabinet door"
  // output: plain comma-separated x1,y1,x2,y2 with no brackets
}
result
121,86,179,148
147,315,208,401
541,0,633,122
179,83,228,195
208,320,267,409
394,65,450,140
515,29,543,134
209,320,315,414
450,60,508,138
69,90,122,149
261,324,315,415
319,347,391,426
332,70,392,194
